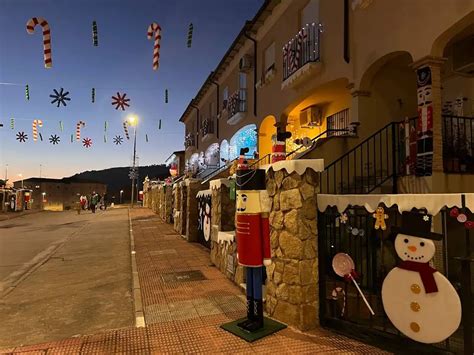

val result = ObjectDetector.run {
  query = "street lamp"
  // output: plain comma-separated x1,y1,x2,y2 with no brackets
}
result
128,115,138,208
120,190,124,204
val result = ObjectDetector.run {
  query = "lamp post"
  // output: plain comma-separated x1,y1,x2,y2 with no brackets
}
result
128,116,138,208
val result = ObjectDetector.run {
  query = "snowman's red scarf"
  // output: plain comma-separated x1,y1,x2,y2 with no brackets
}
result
398,260,438,293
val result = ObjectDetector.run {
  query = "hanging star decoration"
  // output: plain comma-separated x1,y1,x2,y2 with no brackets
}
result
82,137,92,148
111,92,130,111
49,134,60,145
113,135,124,145
49,88,71,107
16,131,28,142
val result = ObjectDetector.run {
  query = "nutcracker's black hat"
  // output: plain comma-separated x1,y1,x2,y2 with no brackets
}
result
236,168,266,191
390,211,443,240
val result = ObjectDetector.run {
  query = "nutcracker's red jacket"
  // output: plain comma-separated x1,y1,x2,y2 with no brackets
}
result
236,213,271,267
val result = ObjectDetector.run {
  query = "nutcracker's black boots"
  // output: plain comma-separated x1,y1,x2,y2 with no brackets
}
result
237,296,254,329
242,299,264,332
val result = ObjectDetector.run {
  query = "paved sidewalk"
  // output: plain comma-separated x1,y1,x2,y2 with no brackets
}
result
0,208,389,354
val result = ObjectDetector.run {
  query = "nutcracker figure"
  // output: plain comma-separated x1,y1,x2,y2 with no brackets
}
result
235,148,271,332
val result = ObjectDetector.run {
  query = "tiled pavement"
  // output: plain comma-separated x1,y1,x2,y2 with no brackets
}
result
0,208,390,354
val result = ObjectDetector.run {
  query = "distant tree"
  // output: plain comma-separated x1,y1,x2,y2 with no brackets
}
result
0,179,7,187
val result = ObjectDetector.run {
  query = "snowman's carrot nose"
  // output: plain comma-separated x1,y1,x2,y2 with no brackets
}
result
408,245,417,252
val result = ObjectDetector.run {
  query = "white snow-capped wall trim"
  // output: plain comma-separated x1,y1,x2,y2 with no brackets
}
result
209,178,231,190
196,189,212,198
217,230,235,244
317,193,474,215
263,159,324,175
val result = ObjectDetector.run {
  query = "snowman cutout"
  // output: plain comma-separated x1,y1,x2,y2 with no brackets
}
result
382,211,461,344
203,200,211,241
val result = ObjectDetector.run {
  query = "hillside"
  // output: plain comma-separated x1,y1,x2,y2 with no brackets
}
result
68,165,169,202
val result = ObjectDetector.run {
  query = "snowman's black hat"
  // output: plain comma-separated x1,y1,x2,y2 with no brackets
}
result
391,211,443,240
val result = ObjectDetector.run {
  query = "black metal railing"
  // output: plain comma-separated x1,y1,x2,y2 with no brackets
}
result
200,157,238,184
227,89,247,121
249,153,272,169
327,109,351,137
184,133,195,149
321,121,403,194
318,204,472,354
200,118,215,138
442,115,474,173
283,23,321,81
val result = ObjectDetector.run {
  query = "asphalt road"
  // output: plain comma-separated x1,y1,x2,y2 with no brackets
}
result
0,208,134,348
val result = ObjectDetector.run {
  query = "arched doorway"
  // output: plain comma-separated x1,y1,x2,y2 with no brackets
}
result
229,124,257,160
189,153,199,174
205,143,220,168
220,140,230,165
259,116,277,159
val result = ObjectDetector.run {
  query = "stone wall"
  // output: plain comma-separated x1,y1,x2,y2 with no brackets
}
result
178,181,187,237
209,180,244,286
164,186,173,223
159,185,166,221
173,184,182,233
185,179,207,242
265,168,319,331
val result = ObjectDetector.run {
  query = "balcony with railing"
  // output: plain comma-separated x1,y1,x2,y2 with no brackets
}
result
200,118,215,142
227,89,247,125
282,23,322,89
184,132,196,151
442,115,474,173
327,109,352,137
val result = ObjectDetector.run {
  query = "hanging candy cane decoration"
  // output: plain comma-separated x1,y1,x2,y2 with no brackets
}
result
76,121,85,141
145,134,149,143
26,17,52,68
32,119,43,142
331,287,346,317
39,132,43,141
104,121,108,132
159,119,162,130
147,22,162,70
165,89,168,103
123,121,130,140
70,134,73,143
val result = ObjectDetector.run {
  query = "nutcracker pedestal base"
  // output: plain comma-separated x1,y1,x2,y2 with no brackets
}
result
220,316,287,342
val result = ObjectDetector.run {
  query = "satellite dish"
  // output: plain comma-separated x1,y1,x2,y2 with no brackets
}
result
294,137,312,147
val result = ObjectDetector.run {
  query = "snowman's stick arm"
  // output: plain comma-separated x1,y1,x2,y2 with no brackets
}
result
349,275,375,316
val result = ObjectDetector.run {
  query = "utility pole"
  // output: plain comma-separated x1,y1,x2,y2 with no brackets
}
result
130,125,137,208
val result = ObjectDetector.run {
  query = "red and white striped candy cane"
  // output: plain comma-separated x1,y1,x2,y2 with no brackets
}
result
32,119,43,142
76,121,85,141
123,121,130,140
147,23,162,70
26,17,52,68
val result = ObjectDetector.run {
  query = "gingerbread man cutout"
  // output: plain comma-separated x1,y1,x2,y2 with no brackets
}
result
373,206,388,230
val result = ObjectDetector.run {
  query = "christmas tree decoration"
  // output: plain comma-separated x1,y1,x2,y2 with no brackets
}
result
50,88,71,107
92,21,98,46
59,121,64,132
25,84,30,100
82,137,92,148
332,253,374,315
373,206,389,230
111,92,130,110
10,118,14,129
49,134,60,145
123,121,130,140
165,89,168,103
147,22,162,70
113,135,123,145
76,120,85,141
32,119,43,142
187,23,193,48
16,131,28,142
91,88,95,103
382,211,461,343
26,17,52,68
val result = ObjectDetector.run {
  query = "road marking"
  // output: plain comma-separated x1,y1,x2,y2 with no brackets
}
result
128,209,145,328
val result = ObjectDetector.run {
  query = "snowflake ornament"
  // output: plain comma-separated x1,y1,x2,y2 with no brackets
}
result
113,135,124,145
339,213,348,224
49,134,60,145
423,215,430,222
16,131,28,142
49,88,71,107
111,92,130,111
82,137,92,148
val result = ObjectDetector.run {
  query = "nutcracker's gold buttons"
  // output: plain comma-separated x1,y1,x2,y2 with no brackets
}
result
410,302,420,312
410,322,420,332
410,284,421,294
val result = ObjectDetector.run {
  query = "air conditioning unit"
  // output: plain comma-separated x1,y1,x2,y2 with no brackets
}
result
239,55,253,72
453,35,474,76
300,105,322,127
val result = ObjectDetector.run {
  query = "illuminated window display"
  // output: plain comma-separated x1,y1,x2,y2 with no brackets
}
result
229,124,257,160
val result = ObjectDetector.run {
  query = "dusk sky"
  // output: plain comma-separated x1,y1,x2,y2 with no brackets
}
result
0,0,263,182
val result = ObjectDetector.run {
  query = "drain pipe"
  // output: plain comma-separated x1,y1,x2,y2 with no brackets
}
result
210,78,220,139
190,102,200,150
244,32,257,117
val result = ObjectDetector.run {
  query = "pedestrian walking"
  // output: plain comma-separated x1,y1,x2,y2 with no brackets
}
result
90,192,99,213
80,195,87,210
